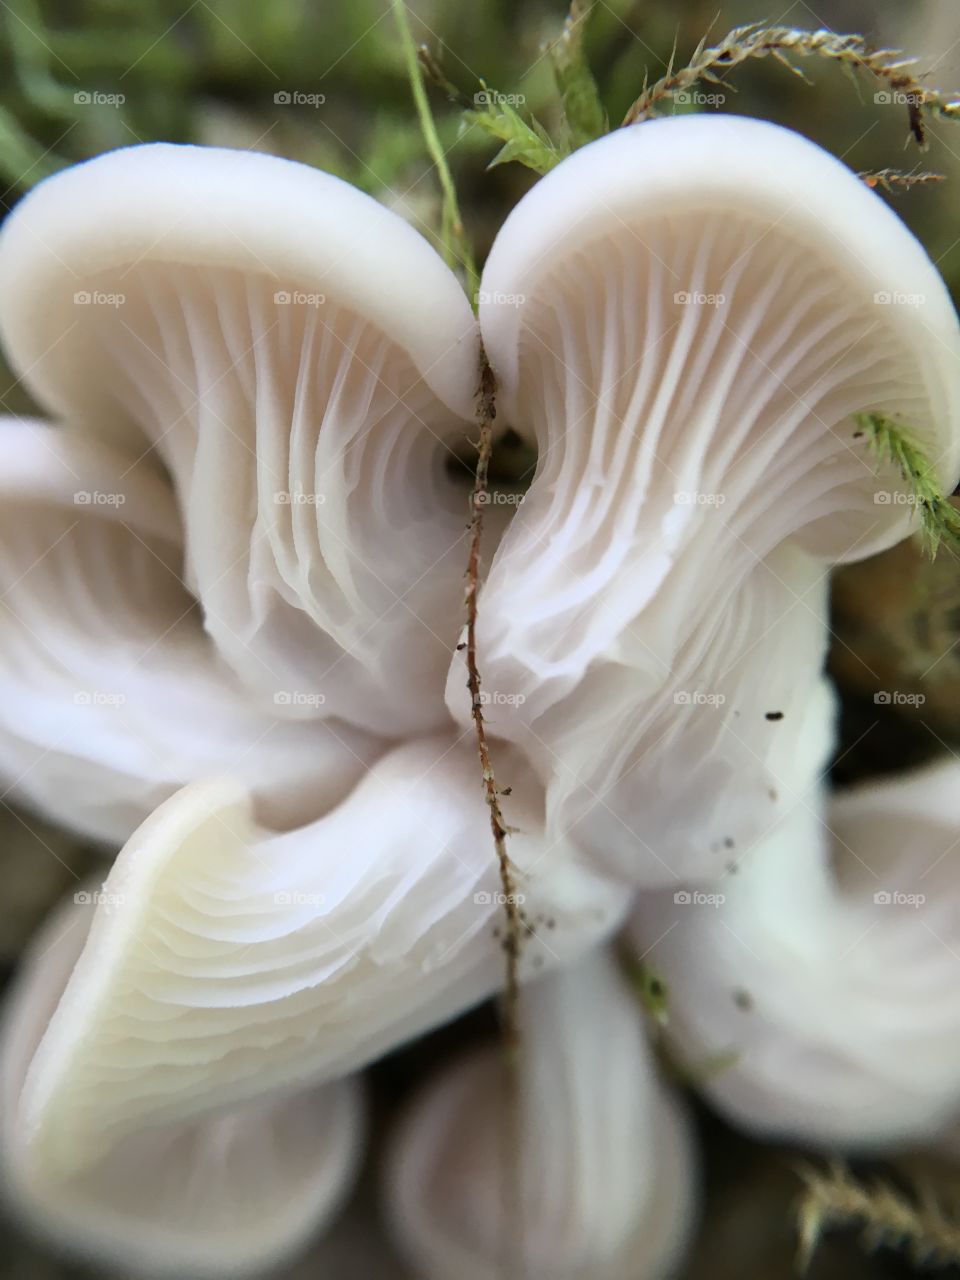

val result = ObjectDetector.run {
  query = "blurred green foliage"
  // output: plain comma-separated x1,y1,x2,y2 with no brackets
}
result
0,0,957,288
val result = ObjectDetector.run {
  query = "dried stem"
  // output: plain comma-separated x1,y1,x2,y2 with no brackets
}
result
621,24,960,145
464,349,525,1278
859,168,946,192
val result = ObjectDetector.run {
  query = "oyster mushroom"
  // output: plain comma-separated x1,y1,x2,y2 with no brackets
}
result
446,114,960,886
1,893,365,1276
7,740,625,1233
0,418,383,843
629,760,960,1148
385,950,696,1280
0,142,480,737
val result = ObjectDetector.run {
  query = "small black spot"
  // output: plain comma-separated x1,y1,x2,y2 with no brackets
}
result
765,711,784,721
723,837,735,849
733,989,753,1012
853,430,864,440
456,642,466,651
546,918,556,930
768,787,779,801
649,977,666,999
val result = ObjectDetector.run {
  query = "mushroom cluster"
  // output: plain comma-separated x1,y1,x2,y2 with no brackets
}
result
0,114,958,1278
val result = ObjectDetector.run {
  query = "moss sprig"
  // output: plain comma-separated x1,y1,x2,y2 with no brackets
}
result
462,88,564,175
857,412,960,559
797,1162,960,1271
547,0,606,150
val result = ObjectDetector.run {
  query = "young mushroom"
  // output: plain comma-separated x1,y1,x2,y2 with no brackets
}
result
385,950,697,1280
446,114,960,887
629,760,960,1148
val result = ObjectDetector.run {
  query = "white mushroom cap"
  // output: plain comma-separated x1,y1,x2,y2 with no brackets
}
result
12,737,625,1185
0,417,384,844
0,143,476,422
446,115,960,885
629,761,960,1148
1,893,365,1276
385,950,697,1280
534,543,837,885
0,145,481,736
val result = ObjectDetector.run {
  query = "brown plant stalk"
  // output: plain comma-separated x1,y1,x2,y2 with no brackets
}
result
464,349,526,1278
622,24,960,146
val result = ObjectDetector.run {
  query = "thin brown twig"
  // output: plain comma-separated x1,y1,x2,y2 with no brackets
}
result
621,24,960,145
464,348,525,1278
859,167,946,192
